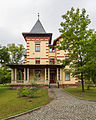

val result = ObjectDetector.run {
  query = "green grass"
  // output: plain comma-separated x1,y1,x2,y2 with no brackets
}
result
63,85,96,101
0,87,51,119
0,83,10,87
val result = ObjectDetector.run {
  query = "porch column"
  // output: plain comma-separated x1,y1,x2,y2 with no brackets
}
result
60,68,62,81
15,68,17,83
11,69,14,83
27,68,29,83
45,68,46,84
48,68,50,84
24,68,26,83
57,68,58,81
21,71,23,80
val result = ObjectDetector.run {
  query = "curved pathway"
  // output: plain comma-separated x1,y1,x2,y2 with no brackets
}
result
12,88,96,120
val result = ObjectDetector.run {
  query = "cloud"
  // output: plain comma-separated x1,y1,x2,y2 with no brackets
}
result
0,0,96,46
0,27,25,46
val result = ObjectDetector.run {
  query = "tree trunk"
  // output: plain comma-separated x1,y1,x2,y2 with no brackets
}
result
81,72,85,92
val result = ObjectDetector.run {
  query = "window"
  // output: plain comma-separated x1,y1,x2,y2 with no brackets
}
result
65,72,70,81
35,58,40,64
35,44,40,52
65,55,69,59
49,47,55,52
49,48,52,52
34,70,41,81
50,59,55,64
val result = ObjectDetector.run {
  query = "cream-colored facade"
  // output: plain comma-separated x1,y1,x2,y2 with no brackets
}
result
9,18,78,87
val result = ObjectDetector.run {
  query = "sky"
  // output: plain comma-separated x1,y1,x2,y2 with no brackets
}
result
0,0,96,47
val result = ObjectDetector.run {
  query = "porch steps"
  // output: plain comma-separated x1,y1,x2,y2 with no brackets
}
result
49,83,59,88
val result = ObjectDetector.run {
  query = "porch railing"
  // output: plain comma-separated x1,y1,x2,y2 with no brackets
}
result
11,80,24,83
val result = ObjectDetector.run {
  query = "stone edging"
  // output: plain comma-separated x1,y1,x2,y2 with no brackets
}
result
63,89,96,102
2,106,41,120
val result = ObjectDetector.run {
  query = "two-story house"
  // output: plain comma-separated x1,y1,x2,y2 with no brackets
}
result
8,17,78,88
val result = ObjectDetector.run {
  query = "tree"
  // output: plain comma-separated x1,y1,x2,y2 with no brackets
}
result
0,46,10,65
7,44,25,64
0,44,25,84
0,66,11,84
83,33,96,89
57,7,93,92
0,45,11,84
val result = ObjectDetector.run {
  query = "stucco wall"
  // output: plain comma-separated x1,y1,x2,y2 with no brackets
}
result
55,38,77,85
24,36,78,85
62,70,76,84
25,37,49,64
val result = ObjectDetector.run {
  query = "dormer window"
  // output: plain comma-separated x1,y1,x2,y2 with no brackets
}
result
35,44,40,52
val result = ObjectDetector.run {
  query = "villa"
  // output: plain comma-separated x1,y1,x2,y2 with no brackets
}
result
8,16,78,88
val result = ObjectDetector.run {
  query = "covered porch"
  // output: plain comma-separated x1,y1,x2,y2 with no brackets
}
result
8,65,63,86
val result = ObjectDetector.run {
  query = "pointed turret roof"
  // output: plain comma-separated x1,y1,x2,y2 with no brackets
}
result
30,19,46,33
22,14,52,44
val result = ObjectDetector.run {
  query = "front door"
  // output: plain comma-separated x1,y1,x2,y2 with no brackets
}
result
50,69,56,83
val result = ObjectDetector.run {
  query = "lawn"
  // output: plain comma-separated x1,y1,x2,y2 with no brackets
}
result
0,85,51,119
63,85,96,101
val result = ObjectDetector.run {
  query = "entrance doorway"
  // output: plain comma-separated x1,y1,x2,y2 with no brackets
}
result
50,69,57,83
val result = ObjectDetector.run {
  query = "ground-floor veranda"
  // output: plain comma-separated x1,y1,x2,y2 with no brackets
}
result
8,65,78,87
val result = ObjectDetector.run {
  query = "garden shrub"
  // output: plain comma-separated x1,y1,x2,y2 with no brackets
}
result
22,87,29,97
17,84,40,98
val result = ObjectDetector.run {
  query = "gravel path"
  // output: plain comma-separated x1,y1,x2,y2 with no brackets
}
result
12,88,96,120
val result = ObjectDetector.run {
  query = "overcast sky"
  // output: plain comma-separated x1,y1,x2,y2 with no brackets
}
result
0,0,96,47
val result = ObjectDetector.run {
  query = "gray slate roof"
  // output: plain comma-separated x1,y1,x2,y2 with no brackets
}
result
30,19,46,33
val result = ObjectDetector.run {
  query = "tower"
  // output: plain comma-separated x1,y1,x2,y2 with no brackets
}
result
22,16,52,64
